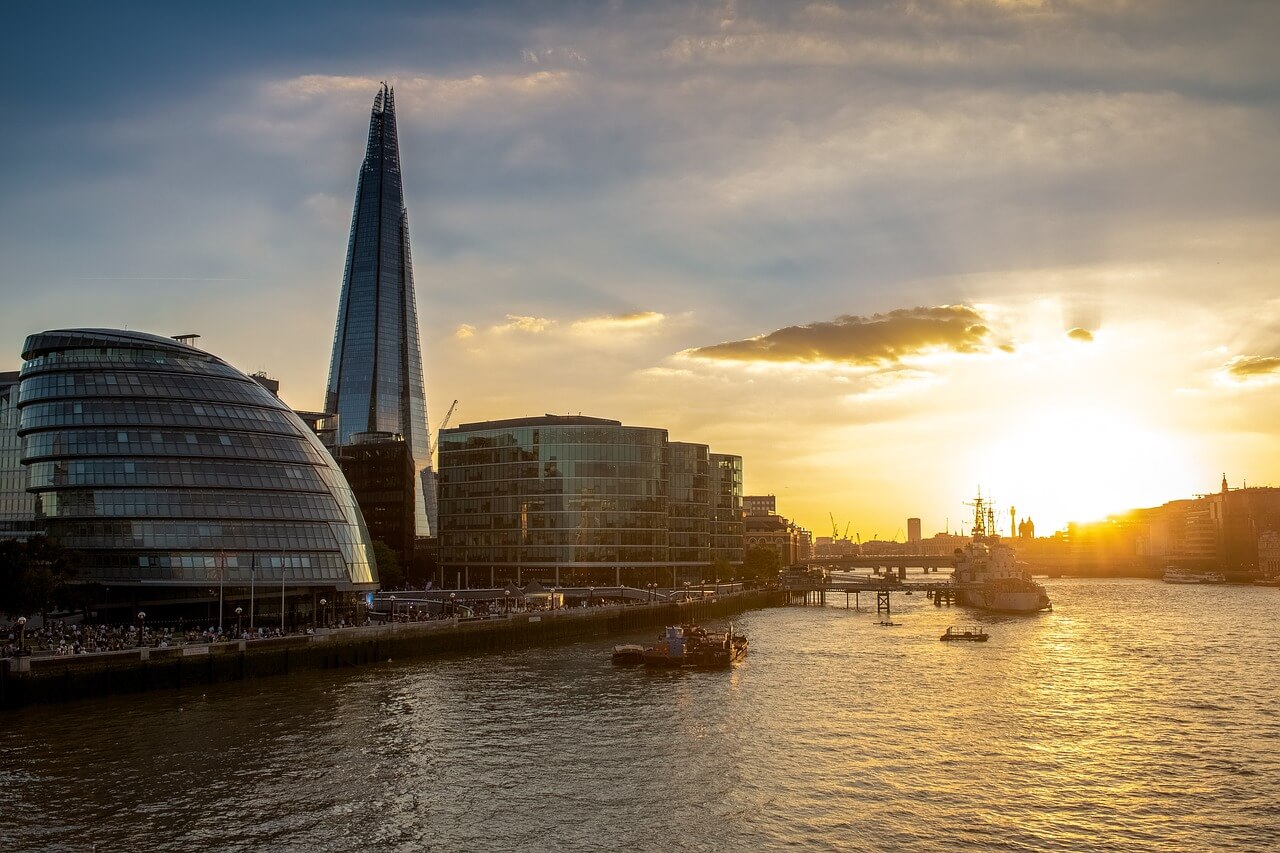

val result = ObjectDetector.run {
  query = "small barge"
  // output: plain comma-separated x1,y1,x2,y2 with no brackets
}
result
611,644,646,665
940,626,989,642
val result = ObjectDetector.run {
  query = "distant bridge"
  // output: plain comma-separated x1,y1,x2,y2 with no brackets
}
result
804,555,955,570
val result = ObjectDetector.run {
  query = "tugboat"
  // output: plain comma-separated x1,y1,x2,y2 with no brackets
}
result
639,625,748,668
940,625,989,642
951,491,1052,614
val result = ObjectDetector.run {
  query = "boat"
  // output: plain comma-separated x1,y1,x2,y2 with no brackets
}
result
1163,567,1227,584
640,624,748,668
940,626,989,642
950,492,1052,614
611,644,646,665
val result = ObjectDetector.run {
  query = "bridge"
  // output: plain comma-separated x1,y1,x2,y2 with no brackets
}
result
782,574,964,615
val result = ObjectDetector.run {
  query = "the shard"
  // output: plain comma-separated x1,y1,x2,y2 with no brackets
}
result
326,84,435,537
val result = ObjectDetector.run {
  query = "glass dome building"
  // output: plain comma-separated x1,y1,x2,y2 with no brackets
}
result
16,329,377,621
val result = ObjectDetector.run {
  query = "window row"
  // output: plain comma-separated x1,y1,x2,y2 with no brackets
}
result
50,520,345,551
36,489,344,522
441,496,668,515
19,398,298,435
28,459,330,492
441,512,671,532
21,348,242,380
17,372,269,407
440,442,667,467
23,429,327,465
440,475,667,499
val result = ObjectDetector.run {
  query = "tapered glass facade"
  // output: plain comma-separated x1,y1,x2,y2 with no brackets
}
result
438,416,670,585
326,84,435,536
17,329,377,592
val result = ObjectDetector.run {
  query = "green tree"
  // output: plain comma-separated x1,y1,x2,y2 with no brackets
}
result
742,545,781,583
371,541,404,590
0,536,80,620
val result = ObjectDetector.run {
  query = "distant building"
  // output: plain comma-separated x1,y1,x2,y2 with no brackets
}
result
1258,532,1280,578
0,370,39,540
15,329,378,621
668,442,712,581
332,433,418,570
907,517,921,544
744,495,776,517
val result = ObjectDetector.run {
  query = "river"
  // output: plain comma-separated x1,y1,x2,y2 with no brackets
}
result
2,578,1278,851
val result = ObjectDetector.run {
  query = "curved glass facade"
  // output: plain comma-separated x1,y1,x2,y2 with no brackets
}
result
438,416,669,584
17,329,377,591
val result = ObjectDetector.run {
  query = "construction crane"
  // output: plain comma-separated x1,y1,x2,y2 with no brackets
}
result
843,522,851,540
829,512,839,541
428,399,459,458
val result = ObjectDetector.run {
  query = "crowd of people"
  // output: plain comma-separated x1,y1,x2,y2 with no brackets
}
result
1,618,372,658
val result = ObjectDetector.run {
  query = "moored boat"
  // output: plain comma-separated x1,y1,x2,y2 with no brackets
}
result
1163,567,1227,584
638,624,748,668
611,644,646,665
940,626,989,642
950,492,1052,614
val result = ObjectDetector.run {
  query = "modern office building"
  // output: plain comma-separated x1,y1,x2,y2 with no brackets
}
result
0,370,39,540
907,517,922,544
668,442,711,574
744,495,776,516
709,453,744,566
437,415,746,587
16,329,378,620
332,434,417,567
325,84,436,538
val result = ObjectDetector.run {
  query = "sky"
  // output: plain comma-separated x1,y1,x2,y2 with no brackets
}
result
2,0,1279,538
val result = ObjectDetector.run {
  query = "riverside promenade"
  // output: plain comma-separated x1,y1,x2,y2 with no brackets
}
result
0,589,783,710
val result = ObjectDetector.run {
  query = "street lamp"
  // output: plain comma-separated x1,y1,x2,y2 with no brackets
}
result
587,586,594,608
319,598,327,628
449,591,457,617
389,595,397,622
136,611,146,648
16,616,27,656
235,606,243,636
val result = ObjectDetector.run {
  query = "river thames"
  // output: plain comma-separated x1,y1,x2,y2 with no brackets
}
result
2,578,1277,851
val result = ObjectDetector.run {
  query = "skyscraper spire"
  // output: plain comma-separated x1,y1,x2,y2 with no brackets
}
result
326,84,435,537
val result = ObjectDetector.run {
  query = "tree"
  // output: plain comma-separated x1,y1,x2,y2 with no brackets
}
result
0,536,80,620
371,541,404,590
742,545,781,583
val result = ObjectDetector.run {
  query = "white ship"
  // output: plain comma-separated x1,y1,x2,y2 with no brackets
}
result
950,493,1052,614
1162,567,1227,584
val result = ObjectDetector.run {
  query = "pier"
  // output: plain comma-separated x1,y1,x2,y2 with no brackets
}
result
783,575,959,616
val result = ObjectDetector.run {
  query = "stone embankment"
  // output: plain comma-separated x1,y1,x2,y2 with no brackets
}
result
1,589,783,710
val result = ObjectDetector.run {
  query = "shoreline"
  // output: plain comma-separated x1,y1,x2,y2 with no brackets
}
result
1,589,784,711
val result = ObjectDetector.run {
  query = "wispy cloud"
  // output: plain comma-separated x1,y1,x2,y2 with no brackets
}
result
1223,355,1280,379
572,311,666,333
492,314,556,334
1067,328,1095,342
685,305,1000,367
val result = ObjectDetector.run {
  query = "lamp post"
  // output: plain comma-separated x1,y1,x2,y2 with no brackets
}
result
449,592,456,618
389,595,397,623
587,586,594,608
16,616,26,656
136,611,146,648
319,598,327,628
235,606,243,636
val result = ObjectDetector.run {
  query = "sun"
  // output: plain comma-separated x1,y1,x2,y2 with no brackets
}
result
973,407,1200,533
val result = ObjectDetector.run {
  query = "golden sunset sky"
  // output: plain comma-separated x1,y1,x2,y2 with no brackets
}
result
2,1,1278,537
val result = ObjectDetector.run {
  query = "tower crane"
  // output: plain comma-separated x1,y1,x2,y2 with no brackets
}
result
428,399,459,458
829,512,839,541
843,522,851,541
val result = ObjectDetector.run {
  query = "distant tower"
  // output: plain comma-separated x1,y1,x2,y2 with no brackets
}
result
1222,472,1229,494
1010,506,1017,539
907,517,921,545
326,84,435,537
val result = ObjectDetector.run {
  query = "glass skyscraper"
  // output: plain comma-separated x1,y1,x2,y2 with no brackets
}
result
326,84,435,537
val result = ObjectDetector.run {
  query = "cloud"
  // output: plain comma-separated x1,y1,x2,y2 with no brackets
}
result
1067,327,1094,342
685,305,998,367
492,314,555,334
572,311,666,332
454,324,476,339
1223,355,1280,379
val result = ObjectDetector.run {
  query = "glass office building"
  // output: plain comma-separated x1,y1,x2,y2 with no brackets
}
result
438,415,746,587
668,442,711,574
325,84,435,536
437,416,670,587
710,453,745,566
16,329,377,617
0,370,39,540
